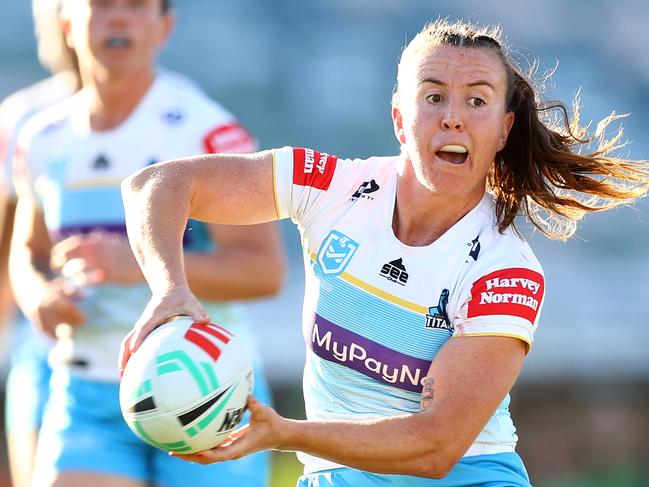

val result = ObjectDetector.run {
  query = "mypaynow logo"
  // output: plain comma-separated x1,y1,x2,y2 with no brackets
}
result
308,315,432,393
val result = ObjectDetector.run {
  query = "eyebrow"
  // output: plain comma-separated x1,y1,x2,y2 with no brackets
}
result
420,78,497,91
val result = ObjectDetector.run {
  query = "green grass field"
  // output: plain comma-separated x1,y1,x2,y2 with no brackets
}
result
271,452,303,487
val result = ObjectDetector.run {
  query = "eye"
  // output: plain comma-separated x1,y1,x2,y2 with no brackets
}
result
468,97,486,107
425,93,443,104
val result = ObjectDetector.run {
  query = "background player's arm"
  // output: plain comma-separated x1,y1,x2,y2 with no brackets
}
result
180,335,526,479
10,189,84,336
0,193,16,326
183,222,284,301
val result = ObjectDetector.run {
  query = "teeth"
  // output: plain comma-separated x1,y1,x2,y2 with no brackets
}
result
439,145,468,153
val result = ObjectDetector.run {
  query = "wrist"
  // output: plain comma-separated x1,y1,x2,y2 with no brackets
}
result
276,418,305,452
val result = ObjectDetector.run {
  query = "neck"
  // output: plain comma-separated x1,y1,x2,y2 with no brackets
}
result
393,160,485,247
82,68,156,131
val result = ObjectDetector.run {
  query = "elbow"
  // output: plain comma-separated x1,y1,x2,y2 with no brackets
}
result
410,421,464,479
121,166,151,198
412,451,461,480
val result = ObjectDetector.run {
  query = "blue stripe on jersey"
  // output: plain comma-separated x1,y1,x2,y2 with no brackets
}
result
43,185,124,231
311,260,451,361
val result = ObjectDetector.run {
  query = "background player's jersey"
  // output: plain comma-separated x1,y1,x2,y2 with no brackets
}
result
14,71,257,381
0,72,77,197
272,147,545,474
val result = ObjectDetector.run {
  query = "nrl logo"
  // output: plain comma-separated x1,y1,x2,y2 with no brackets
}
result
317,230,359,276
425,289,452,332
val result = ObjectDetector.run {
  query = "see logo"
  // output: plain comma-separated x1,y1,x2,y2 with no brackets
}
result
379,258,408,285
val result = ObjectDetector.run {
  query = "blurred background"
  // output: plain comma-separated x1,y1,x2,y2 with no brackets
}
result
1,0,647,486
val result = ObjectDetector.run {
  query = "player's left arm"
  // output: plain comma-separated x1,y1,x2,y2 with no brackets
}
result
178,335,526,479
182,222,285,301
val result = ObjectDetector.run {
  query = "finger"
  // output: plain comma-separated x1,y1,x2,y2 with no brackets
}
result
60,257,93,280
247,395,260,412
118,330,136,376
170,452,214,464
50,236,87,268
130,304,209,353
75,268,106,286
129,316,165,356
50,298,86,325
51,276,85,300
218,427,248,448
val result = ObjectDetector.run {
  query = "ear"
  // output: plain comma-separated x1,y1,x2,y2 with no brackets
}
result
61,16,74,50
156,11,176,49
391,95,407,145
497,111,515,151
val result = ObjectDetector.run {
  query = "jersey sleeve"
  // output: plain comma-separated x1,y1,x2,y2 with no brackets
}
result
452,241,545,350
272,146,366,225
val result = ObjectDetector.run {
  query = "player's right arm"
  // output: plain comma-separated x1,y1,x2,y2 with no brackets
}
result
119,150,277,367
9,135,85,337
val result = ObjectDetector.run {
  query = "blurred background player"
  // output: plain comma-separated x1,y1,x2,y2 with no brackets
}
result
9,0,284,486
0,1,80,486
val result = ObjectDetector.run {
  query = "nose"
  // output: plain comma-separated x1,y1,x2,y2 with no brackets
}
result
107,3,131,26
441,113,464,131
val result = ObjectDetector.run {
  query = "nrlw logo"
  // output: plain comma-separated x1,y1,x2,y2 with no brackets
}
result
317,230,359,275
425,289,452,332
468,267,545,324
350,179,380,201
379,258,408,285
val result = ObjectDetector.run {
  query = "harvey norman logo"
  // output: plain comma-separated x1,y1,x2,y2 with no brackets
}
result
309,315,431,393
468,267,545,324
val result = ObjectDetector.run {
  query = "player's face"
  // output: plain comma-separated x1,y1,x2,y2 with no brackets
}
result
63,0,173,77
392,45,514,206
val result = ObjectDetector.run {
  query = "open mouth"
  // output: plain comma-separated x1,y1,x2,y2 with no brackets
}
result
436,145,468,165
104,37,132,49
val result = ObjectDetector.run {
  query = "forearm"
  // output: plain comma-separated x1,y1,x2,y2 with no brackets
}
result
280,412,452,478
9,245,51,317
122,162,193,295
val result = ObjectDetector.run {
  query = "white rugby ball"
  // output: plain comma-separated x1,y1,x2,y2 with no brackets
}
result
119,317,253,454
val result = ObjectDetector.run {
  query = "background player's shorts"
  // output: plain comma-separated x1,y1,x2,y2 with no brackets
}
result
32,365,272,487
5,318,52,433
297,453,531,487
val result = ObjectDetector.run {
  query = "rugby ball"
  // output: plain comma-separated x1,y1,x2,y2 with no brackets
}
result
119,317,253,453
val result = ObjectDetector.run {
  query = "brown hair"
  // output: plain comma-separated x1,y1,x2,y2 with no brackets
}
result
397,18,649,240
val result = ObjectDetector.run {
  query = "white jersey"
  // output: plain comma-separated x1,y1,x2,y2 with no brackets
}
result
0,72,77,197
272,147,545,474
14,71,257,381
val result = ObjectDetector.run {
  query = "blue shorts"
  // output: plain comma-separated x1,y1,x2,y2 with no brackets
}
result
33,366,272,487
4,318,52,433
297,453,531,487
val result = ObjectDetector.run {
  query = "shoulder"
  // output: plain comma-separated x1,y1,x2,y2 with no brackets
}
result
478,223,543,276
155,71,237,125
17,95,76,146
275,146,396,193
1,74,75,132
154,72,255,152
